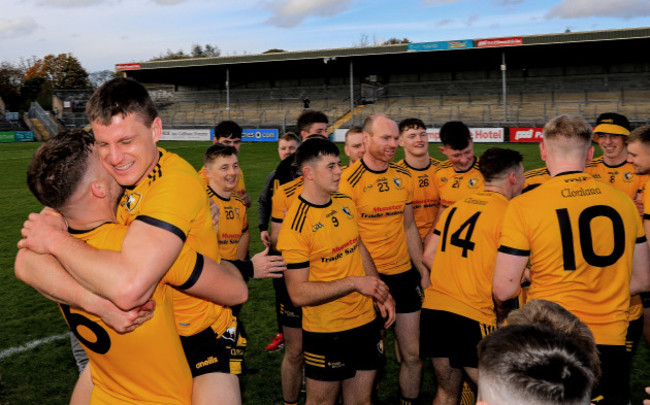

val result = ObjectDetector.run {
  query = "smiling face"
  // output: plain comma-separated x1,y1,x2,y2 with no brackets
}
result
627,141,650,175
205,154,240,194
92,113,162,187
595,133,627,164
440,141,475,171
399,126,429,158
364,116,399,165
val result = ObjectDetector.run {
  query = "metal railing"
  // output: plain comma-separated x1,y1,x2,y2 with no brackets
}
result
28,102,58,137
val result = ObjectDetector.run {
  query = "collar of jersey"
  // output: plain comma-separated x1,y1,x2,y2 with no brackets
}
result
68,221,114,235
402,158,431,172
298,194,332,208
554,170,584,177
208,185,230,202
360,158,389,174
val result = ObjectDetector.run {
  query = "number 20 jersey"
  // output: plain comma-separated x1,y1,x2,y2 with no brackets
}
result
499,172,645,346
339,159,414,276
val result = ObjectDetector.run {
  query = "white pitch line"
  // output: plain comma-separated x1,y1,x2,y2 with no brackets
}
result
0,333,69,360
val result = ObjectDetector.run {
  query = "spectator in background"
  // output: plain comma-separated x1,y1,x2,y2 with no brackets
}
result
302,96,310,109
343,126,365,167
259,132,301,248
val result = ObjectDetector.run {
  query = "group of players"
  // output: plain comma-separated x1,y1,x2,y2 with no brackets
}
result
13,76,650,405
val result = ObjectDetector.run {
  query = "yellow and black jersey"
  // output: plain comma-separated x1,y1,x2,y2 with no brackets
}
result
277,193,376,333
398,157,440,240
117,148,231,338
68,223,197,404
523,167,551,193
433,157,483,209
499,172,645,346
423,191,508,326
585,156,647,200
339,159,414,276
271,176,304,223
198,165,246,197
207,186,249,261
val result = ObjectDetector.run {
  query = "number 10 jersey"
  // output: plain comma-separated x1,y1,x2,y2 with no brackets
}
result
498,171,645,346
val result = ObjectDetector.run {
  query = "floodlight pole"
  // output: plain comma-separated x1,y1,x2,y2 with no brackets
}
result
350,61,354,126
501,52,507,122
226,68,231,120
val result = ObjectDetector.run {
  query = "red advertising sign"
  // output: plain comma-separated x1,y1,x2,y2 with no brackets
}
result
476,37,523,48
115,63,141,71
509,127,544,142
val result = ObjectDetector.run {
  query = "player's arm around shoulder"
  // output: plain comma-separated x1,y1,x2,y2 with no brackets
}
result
181,255,248,307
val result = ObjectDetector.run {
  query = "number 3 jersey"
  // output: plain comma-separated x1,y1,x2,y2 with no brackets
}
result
423,191,508,326
339,160,415,276
67,224,198,404
277,193,376,333
499,172,645,346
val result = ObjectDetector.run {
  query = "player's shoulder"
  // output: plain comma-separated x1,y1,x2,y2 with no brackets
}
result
585,156,604,168
332,192,352,201
342,159,366,186
389,162,412,177
524,166,550,178
436,160,454,173
231,193,248,207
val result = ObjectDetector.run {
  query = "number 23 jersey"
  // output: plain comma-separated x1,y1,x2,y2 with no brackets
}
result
499,172,645,346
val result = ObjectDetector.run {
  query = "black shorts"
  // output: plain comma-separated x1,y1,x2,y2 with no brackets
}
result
641,292,650,308
379,265,422,314
592,344,629,405
420,309,495,369
626,315,644,356
180,315,247,377
273,277,302,328
303,320,384,381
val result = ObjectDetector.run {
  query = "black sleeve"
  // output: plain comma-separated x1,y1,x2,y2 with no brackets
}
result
258,171,275,232
225,259,254,282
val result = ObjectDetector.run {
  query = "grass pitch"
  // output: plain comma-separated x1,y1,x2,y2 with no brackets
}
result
0,140,648,404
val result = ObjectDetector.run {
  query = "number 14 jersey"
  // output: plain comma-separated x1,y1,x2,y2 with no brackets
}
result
499,171,645,346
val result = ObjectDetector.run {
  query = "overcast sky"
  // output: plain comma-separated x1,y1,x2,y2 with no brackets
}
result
2,0,650,73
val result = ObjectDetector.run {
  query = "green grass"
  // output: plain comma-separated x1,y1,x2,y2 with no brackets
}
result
0,140,648,404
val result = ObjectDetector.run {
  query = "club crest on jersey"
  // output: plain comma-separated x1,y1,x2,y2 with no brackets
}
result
440,177,448,183
124,192,142,213
393,178,403,189
468,178,479,188
624,172,633,182
341,206,353,219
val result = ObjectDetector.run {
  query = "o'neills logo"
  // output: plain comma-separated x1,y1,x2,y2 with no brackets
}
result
561,187,602,198
196,356,219,369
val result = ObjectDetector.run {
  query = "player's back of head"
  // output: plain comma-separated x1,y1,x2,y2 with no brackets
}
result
27,129,95,209
86,77,158,127
478,147,523,183
477,324,595,405
543,115,593,146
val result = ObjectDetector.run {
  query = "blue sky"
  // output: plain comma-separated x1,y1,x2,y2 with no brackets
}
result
2,0,650,73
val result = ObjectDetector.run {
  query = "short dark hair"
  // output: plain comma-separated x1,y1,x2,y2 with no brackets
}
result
27,129,95,209
439,121,471,150
214,120,243,140
86,78,158,127
628,125,650,146
398,118,426,134
297,110,328,134
294,137,339,169
204,143,238,166
279,132,301,144
479,147,523,183
478,324,595,405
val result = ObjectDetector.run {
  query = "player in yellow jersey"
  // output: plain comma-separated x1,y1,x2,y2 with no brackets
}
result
625,125,650,353
344,125,365,166
277,137,395,405
339,113,426,405
397,118,440,242
586,113,647,389
420,147,525,405
522,166,551,192
493,115,650,405
17,79,279,405
204,144,250,261
433,121,484,215
16,129,248,404
198,120,249,206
